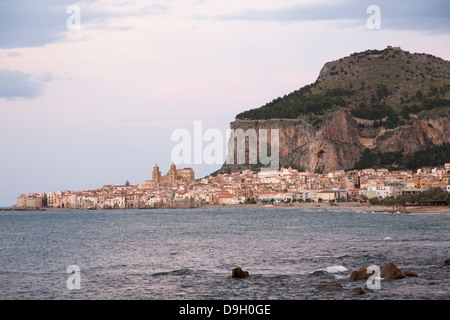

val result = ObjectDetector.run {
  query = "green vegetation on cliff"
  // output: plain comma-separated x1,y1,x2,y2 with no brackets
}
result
236,89,347,120
236,47,450,128
354,143,450,170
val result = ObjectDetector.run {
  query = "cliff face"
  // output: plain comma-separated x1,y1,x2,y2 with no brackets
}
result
222,108,450,173
282,109,362,172
222,47,450,173
374,114,450,154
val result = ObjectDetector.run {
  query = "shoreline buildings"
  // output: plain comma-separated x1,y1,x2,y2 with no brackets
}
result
13,163,450,210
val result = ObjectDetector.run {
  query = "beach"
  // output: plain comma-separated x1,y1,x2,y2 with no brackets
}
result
3,202,450,214
200,202,450,214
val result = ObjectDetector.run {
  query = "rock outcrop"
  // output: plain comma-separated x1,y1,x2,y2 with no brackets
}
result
351,287,366,295
221,46,450,174
380,262,405,280
404,271,418,277
224,110,364,173
231,267,249,278
349,267,372,281
221,108,450,173
350,262,416,282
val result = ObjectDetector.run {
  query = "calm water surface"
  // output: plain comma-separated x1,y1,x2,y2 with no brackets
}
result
0,208,448,300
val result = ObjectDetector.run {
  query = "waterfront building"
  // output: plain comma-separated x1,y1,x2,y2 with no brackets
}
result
152,163,195,186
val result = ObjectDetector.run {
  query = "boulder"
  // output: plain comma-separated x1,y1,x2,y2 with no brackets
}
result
351,263,414,281
380,262,405,280
404,271,418,277
349,267,372,281
231,267,249,278
315,282,343,291
444,259,450,266
351,287,365,295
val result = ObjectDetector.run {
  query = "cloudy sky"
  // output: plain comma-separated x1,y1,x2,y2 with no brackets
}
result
0,0,449,206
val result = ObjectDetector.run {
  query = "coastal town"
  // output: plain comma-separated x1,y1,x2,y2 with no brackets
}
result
12,162,450,211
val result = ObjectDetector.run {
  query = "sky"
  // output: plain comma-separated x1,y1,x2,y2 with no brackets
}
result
0,0,449,206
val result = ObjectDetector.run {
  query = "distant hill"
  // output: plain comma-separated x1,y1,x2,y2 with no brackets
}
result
221,46,450,173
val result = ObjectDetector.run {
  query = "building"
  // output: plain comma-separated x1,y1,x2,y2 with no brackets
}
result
151,163,195,186
401,189,422,196
45,191,64,208
333,189,349,201
367,186,397,199
125,194,139,209
46,192,55,207
258,191,293,203
216,194,240,205
53,195,63,208
137,180,155,189
14,194,45,209
365,190,378,199
297,190,311,201
310,190,335,202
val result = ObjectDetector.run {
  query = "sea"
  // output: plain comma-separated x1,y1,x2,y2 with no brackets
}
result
0,207,448,300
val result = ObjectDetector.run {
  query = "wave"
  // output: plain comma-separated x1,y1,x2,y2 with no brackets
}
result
199,268,230,274
315,265,348,274
151,268,194,277
297,265,350,276
149,264,350,279
313,254,351,259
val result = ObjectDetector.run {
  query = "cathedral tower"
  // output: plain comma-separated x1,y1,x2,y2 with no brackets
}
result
152,164,161,185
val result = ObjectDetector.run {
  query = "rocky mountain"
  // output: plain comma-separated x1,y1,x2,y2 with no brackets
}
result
220,46,450,173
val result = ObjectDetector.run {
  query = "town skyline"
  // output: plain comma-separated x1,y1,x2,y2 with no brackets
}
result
1,1,450,207
13,161,450,210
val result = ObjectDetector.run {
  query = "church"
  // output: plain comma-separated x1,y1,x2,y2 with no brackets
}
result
151,163,195,186
138,163,195,189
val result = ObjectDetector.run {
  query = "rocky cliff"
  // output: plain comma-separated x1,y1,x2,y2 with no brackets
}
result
220,46,450,173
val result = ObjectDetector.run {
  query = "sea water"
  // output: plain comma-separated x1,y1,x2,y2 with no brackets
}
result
0,208,448,300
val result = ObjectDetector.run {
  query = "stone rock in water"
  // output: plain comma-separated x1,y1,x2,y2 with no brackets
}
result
380,262,405,280
349,267,372,281
231,267,249,278
351,287,366,295
404,271,418,277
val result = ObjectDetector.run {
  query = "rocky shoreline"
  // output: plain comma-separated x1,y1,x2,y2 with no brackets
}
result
233,260,450,296
200,202,450,214
2,202,449,214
